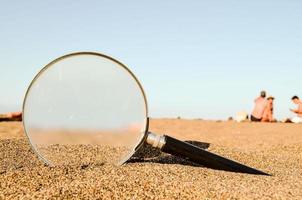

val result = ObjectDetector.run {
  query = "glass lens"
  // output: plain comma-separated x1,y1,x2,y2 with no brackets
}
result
23,53,148,166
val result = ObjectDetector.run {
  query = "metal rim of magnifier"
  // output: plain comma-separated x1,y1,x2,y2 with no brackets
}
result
22,52,150,166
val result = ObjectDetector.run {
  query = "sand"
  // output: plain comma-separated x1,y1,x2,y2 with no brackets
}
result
1,119,302,199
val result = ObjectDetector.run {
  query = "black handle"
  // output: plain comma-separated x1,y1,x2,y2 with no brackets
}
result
161,135,270,175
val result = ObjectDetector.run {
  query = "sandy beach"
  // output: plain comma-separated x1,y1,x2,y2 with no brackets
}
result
1,119,302,199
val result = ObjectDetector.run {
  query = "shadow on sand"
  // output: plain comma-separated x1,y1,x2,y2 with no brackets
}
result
128,141,210,167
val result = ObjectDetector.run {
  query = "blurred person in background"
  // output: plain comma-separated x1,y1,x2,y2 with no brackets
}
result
261,96,275,122
251,91,267,122
290,96,302,123
0,112,22,122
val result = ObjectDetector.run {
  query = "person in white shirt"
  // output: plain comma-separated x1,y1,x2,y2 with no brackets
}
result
290,96,302,123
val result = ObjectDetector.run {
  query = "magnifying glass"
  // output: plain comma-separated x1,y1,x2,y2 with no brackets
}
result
23,52,269,175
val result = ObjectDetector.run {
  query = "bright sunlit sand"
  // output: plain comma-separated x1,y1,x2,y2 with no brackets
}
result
1,119,302,199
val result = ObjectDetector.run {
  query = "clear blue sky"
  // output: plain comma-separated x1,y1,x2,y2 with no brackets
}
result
1,0,301,120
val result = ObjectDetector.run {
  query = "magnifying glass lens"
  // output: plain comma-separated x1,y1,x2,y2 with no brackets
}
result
23,53,148,166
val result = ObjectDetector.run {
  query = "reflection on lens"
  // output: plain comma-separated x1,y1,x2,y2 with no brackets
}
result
23,53,148,166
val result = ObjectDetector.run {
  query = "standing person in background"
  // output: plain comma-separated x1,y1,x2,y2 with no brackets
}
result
261,96,275,122
251,91,267,122
290,96,302,123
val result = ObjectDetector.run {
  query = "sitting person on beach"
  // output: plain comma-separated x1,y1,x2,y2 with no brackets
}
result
0,112,22,122
290,96,302,123
251,91,267,122
261,96,275,122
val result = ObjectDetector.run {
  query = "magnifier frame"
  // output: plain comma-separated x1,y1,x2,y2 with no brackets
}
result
22,52,150,166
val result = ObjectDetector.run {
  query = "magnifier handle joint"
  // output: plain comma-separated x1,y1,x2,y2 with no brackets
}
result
146,132,166,149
